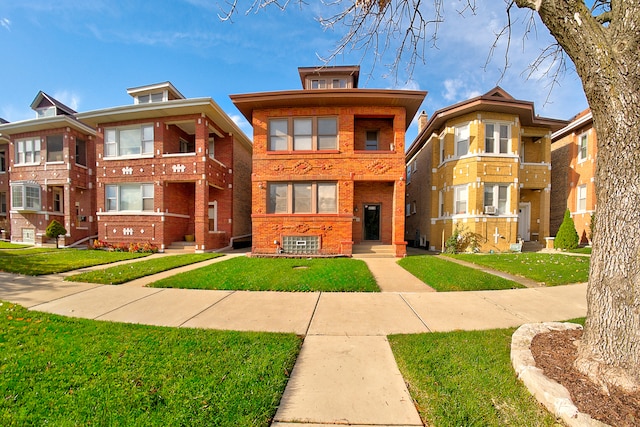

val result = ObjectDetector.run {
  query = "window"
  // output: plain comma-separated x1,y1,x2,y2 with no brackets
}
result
15,138,41,165
104,124,154,157
454,124,469,157
485,123,510,154
439,135,445,163
75,138,87,166
36,107,55,118
137,92,164,104
365,131,379,150
311,79,326,89
0,192,6,214
406,203,411,217
267,182,338,214
484,184,509,214
407,163,412,183
577,184,587,212
208,137,215,159
208,201,217,231
11,182,41,211
179,139,190,153
282,235,319,254
268,117,338,151
53,188,63,213
0,150,5,172
438,190,444,217
105,184,154,212
454,185,468,215
578,133,588,162
46,135,64,162
332,78,347,88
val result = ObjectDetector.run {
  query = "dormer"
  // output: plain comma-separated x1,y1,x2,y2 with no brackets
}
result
127,82,185,105
298,65,360,90
30,92,76,119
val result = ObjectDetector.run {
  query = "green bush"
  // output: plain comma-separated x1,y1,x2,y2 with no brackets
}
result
445,224,483,254
45,220,67,249
555,209,579,250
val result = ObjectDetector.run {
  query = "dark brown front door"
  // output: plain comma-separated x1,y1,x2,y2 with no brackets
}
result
363,204,380,241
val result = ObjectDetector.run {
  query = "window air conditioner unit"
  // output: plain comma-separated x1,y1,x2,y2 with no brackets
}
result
484,206,497,215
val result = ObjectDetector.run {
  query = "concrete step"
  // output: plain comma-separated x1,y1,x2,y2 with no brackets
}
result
352,244,395,258
522,241,544,252
164,241,196,253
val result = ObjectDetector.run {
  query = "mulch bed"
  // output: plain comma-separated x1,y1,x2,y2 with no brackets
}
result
531,329,640,426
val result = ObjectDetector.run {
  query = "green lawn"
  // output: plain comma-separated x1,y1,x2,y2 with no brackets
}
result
65,253,223,284
0,249,149,275
398,255,523,291
390,327,561,426
0,301,301,426
568,247,592,254
447,253,589,286
0,242,31,249
148,257,379,292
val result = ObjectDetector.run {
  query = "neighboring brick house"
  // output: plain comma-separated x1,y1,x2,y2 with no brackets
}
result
76,82,252,252
231,66,426,257
0,122,10,238
0,92,97,245
550,108,596,244
405,87,567,252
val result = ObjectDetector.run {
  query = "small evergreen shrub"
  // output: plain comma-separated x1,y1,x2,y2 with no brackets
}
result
45,220,67,248
555,209,579,250
444,224,483,254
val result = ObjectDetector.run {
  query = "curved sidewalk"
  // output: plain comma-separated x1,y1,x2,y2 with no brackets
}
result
0,253,588,427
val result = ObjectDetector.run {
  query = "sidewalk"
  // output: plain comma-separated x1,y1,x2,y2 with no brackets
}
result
0,251,588,427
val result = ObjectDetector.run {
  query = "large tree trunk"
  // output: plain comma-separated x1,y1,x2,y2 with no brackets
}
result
515,0,640,392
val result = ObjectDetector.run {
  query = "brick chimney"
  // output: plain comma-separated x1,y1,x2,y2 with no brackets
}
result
418,111,428,133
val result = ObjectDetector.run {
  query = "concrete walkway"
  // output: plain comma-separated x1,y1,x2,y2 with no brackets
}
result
0,251,588,427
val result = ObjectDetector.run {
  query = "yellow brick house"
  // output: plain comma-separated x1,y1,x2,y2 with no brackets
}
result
405,88,567,252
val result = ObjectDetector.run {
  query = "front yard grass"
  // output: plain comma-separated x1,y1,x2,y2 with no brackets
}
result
65,253,223,284
390,326,573,426
148,257,379,292
0,249,149,275
448,253,589,286
0,301,301,427
0,242,31,249
398,255,523,291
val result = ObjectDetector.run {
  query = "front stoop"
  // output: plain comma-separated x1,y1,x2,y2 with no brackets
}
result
351,244,396,258
164,241,196,254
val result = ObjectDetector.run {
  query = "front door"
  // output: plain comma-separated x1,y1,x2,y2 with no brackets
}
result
518,202,531,241
363,204,380,241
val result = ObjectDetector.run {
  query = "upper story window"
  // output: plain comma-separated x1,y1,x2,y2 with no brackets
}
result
485,123,510,154
136,92,164,104
11,182,41,211
454,185,468,215
310,78,348,89
365,131,379,150
36,106,56,119
0,150,5,172
267,181,337,214
208,137,215,159
15,138,41,165
105,183,154,212
104,124,154,157
75,138,87,166
53,187,63,213
46,135,64,162
577,184,587,212
0,191,6,214
438,190,444,217
268,117,338,151
439,134,445,163
454,124,469,157
484,184,509,215
578,133,588,162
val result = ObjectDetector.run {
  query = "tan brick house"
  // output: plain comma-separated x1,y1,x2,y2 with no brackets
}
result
551,108,596,244
0,92,97,245
76,82,252,252
405,87,567,252
231,66,426,257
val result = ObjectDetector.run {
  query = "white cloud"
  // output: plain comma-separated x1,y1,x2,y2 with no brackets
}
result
53,90,81,111
1,18,11,31
230,114,253,138
443,79,463,101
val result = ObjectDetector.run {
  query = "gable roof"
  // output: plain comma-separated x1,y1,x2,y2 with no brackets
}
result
30,91,76,116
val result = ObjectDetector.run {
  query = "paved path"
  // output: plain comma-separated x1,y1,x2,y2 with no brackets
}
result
0,251,588,427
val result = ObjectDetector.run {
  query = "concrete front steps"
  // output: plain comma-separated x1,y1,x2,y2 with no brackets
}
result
164,241,196,254
351,244,395,258
522,241,544,252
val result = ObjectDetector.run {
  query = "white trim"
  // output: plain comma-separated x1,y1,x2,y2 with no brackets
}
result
97,211,190,219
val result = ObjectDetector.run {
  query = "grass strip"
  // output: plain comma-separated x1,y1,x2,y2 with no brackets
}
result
389,328,561,426
0,301,301,427
398,255,523,291
149,256,379,292
448,253,589,286
65,253,223,284
0,242,31,249
0,249,149,275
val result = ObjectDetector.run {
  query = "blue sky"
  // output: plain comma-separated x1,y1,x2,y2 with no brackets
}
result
0,0,588,143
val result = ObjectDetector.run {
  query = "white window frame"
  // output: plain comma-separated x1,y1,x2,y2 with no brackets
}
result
268,117,338,151
208,136,215,159
53,187,64,213
267,181,338,214
0,191,6,214
484,184,510,215
46,135,64,163
11,182,41,211
485,122,510,154
208,201,218,232
454,185,468,215
439,134,445,164
577,133,588,163
104,183,154,212
454,124,469,158
577,184,587,212
438,189,444,217
0,149,5,173
104,124,154,158
14,138,41,165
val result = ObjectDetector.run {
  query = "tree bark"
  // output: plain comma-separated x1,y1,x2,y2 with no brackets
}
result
515,0,640,392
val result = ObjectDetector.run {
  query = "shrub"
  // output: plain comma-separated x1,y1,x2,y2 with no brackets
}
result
555,209,579,250
45,220,67,248
91,239,158,253
445,224,483,254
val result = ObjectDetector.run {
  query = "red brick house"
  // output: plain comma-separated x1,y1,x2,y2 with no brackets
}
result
0,122,10,238
0,92,97,245
76,82,252,252
231,66,426,257
551,108,596,245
